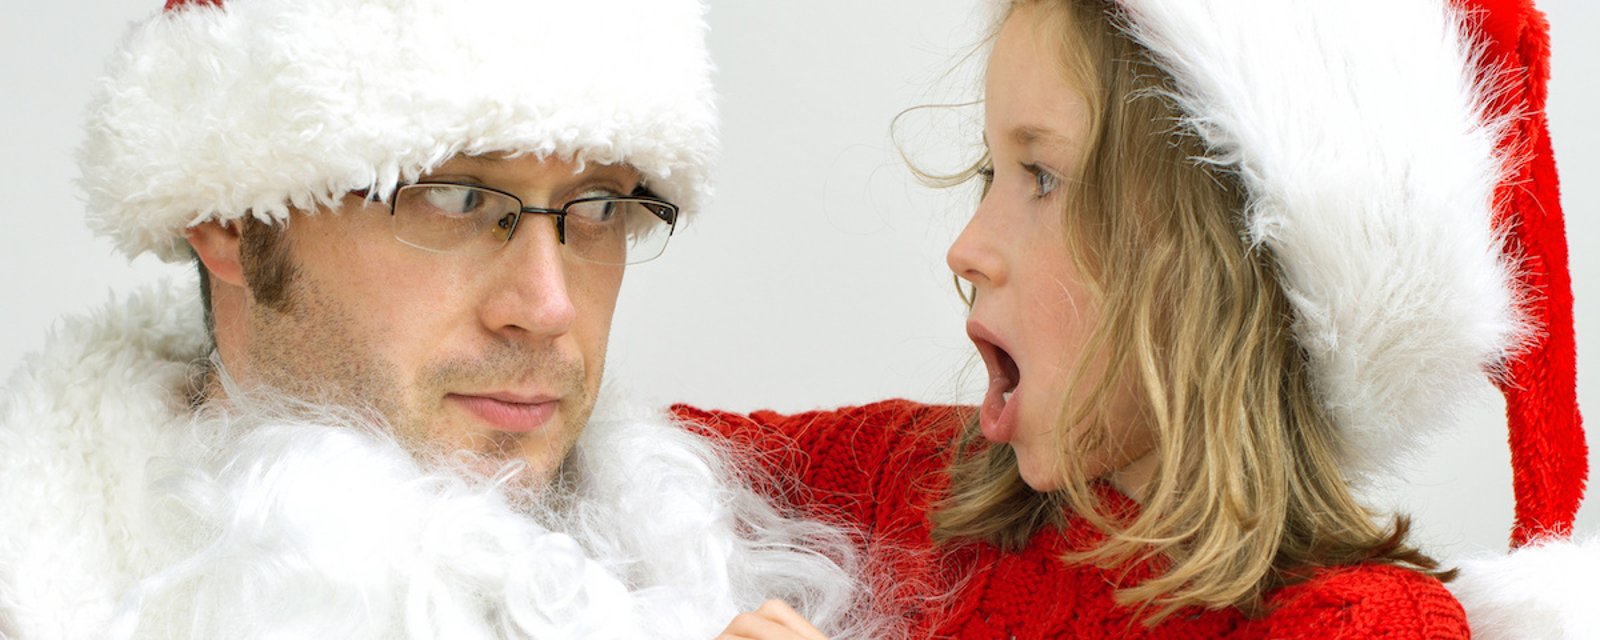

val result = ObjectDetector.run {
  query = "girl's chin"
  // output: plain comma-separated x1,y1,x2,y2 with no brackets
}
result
1012,446,1066,493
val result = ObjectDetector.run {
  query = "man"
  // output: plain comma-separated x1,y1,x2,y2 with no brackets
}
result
0,0,870,637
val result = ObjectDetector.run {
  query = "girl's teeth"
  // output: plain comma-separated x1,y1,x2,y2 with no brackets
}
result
1002,390,1013,403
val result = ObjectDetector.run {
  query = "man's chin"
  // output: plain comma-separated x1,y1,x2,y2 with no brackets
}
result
393,398,588,487
416,429,564,487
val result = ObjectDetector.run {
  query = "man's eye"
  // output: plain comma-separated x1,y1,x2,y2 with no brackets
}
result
420,186,484,215
568,199,620,224
566,189,626,223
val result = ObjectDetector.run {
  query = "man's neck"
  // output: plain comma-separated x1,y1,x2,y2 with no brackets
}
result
187,352,224,410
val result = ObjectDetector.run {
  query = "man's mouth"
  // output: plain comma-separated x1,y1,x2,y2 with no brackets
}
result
447,392,560,434
968,321,1020,443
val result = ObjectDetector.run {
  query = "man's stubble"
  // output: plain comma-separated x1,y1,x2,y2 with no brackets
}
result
236,223,596,480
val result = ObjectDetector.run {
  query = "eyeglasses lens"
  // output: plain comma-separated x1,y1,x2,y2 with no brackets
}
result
391,185,674,264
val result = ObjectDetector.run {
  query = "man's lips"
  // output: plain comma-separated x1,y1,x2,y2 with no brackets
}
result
447,392,560,434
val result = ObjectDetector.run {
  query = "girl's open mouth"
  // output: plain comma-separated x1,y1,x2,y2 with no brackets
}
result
970,325,1021,443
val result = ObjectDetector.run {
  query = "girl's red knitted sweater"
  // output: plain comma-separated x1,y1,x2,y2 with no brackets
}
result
675,400,1469,639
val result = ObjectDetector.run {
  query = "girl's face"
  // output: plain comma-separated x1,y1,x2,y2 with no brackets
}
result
947,5,1155,494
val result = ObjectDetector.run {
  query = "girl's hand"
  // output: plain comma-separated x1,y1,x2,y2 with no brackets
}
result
715,599,829,640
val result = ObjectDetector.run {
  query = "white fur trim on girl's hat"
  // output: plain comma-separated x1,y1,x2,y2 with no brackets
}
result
79,0,718,262
1106,0,1589,633
1110,0,1587,548
1113,0,1527,481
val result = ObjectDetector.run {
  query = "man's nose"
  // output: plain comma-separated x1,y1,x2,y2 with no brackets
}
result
479,215,578,339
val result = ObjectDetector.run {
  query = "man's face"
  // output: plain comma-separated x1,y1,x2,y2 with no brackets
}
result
230,154,631,483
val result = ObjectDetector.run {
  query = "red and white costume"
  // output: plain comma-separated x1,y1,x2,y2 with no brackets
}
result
683,0,1591,637
0,0,879,637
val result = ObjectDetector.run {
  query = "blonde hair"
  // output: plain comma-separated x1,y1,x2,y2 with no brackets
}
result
927,0,1449,622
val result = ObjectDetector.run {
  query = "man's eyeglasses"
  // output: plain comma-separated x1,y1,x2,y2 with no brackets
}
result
363,182,679,265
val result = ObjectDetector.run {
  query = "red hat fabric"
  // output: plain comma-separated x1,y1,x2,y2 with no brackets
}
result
1446,3,1594,632
1464,0,1587,548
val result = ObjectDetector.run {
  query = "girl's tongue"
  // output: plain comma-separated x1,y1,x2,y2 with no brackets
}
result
977,341,1020,443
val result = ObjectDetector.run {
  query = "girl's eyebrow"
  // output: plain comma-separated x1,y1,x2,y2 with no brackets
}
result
1010,124,1074,148
982,125,1074,150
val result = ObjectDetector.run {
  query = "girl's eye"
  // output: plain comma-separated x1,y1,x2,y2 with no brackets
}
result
1024,163,1059,198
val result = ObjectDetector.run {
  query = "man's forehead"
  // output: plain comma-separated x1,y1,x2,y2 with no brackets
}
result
429,153,641,180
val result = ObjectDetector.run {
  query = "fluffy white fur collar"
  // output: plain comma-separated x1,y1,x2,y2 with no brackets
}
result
0,281,872,639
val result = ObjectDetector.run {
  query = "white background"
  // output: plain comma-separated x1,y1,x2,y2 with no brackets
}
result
2,1,1594,561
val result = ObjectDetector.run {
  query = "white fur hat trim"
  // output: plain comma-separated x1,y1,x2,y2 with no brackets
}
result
80,0,717,262
1116,0,1526,477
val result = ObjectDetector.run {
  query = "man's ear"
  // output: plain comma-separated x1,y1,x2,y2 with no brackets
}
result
187,220,245,287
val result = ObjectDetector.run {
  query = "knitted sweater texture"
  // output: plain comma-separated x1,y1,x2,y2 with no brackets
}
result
676,400,1470,639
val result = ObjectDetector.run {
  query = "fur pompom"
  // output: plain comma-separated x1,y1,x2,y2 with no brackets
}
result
1450,536,1600,639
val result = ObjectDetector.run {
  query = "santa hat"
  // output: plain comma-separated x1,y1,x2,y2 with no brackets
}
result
1107,0,1586,634
80,0,717,262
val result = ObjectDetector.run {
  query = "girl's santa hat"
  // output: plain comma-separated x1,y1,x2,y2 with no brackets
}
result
1110,0,1586,635
81,0,717,262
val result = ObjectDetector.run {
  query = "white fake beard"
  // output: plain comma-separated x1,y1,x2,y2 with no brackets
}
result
110,366,886,639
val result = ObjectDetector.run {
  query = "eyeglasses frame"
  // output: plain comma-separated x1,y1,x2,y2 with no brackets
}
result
352,181,680,264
